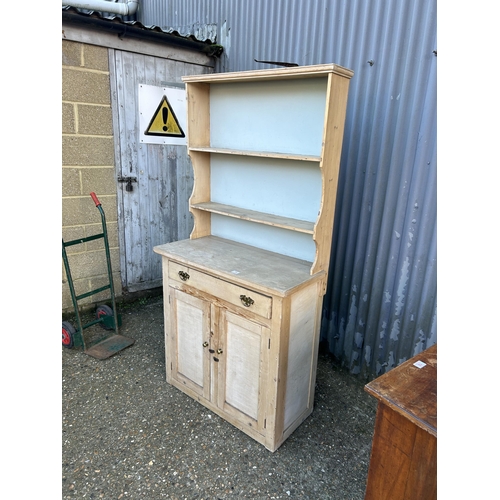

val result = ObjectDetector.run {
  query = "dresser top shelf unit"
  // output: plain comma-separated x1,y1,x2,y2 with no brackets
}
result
182,63,353,278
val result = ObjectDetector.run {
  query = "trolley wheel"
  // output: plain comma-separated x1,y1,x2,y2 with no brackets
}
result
62,321,76,349
96,304,114,330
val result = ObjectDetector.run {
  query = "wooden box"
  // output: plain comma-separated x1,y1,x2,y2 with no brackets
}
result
364,344,437,499
154,64,353,451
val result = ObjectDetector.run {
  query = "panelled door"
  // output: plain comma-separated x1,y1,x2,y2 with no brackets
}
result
217,309,270,434
169,288,211,400
109,49,210,292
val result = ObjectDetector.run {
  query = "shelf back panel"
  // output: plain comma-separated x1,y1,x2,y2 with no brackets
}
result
210,154,321,223
209,79,328,156
211,214,316,263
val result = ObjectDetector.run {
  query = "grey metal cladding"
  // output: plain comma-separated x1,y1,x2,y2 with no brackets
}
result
139,0,438,380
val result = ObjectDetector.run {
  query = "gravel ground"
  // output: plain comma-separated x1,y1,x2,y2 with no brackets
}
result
62,296,378,499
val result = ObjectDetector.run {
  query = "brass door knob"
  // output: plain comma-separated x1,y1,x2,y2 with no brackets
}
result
203,341,209,347
217,348,223,355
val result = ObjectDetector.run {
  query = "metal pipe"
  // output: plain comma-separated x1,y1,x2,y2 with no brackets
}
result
62,0,139,16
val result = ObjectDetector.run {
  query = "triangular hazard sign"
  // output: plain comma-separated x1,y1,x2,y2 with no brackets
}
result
145,95,185,137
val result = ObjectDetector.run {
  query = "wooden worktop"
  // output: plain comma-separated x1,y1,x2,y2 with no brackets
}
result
153,236,325,298
364,344,437,437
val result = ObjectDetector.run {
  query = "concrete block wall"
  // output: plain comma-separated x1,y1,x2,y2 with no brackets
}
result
62,39,122,313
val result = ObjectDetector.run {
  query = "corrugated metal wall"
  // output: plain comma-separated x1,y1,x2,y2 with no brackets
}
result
139,0,437,380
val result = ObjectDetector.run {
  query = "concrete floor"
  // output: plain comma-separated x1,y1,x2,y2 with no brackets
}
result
62,296,378,499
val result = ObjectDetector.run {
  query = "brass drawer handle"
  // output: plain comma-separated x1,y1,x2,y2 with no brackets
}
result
217,348,223,355
240,295,254,307
178,270,190,281
203,341,209,348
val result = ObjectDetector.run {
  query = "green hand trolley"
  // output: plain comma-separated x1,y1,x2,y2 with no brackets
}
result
62,192,135,360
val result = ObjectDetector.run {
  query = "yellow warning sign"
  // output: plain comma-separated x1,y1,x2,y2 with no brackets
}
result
145,95,185,137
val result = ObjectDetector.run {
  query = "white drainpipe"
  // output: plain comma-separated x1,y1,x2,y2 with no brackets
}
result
62,0,139,16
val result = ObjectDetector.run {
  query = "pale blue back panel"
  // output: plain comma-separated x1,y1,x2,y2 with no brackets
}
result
209,79,327,156
211,215,316,263
210,155,322,222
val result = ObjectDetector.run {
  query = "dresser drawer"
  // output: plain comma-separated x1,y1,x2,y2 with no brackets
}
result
169,261,272,319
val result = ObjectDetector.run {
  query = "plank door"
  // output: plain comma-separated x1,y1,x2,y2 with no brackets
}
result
169,288,211,401
110,50,209,292
217,309,270,434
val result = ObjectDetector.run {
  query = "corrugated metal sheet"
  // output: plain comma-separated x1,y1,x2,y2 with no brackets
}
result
62,5,217,45
139,0,437,380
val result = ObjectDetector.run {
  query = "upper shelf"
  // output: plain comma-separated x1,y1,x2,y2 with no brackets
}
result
188,147,321,163
183,70,340,157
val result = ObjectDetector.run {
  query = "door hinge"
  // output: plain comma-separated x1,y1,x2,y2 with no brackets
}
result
268,338,271,349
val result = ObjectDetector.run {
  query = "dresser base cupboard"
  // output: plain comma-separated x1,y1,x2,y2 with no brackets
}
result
155,236,326,451
154,64,353,451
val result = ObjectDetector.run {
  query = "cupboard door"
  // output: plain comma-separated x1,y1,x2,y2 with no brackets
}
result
169,288,211,401
217,309,270,434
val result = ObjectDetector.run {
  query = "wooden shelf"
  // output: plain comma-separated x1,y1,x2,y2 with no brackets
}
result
191,202,315,234
188,147,321,163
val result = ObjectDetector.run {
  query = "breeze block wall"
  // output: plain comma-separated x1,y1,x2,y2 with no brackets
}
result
62,39,122,313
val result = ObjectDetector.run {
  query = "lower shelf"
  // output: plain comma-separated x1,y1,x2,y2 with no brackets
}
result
191,202,315,234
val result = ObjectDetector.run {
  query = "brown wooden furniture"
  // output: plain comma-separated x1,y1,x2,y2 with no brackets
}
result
364,344,437,500
154,64,353,451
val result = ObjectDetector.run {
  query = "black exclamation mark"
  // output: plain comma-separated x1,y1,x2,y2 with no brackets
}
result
162,107,168,131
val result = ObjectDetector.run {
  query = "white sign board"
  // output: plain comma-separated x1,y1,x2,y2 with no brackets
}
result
138,84,187,145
